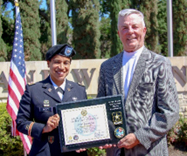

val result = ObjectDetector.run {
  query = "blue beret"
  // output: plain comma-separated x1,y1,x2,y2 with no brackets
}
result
46,44,76,60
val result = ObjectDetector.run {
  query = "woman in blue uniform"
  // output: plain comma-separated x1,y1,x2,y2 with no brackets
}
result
16,44,88,156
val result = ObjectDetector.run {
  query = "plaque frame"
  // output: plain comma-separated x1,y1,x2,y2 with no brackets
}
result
56,95,127,152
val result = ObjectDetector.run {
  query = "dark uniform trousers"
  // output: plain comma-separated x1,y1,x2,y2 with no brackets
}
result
16,76,88,156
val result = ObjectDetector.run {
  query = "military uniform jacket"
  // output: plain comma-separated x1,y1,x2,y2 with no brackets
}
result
16,76,87,156
97,47,179,156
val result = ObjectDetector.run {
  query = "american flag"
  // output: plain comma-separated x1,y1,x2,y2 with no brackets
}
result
6,3,32,154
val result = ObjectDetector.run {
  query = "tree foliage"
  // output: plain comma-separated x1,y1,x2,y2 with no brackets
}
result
70,0,100,59
39,8,51,60
0,0,187,61
109,0,123,56
157,0,167,56
100,17,111,58
56,0,69,44
173,0,187,56
141,0,159,53
39,0,51,60
0,0,7,61
19,0,42,61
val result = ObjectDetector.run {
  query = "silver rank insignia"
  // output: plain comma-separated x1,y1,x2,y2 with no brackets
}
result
112,111,123,125
43,100,50,107
72,97,77,101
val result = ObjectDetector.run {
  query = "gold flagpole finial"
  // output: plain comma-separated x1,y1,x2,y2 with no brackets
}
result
14,0,19,6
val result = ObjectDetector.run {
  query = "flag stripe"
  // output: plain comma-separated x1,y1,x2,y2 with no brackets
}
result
6,98,18,121
20,133,32,152
10,62,25,91
8,75,23,104
6,4,32,154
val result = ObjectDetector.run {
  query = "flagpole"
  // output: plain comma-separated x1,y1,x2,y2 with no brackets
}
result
167,0,173,57
50,0,57,46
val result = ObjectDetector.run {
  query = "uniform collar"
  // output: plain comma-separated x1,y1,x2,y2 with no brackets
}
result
49,76,66,91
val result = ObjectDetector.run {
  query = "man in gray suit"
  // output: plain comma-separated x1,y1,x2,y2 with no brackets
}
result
97,9,179,156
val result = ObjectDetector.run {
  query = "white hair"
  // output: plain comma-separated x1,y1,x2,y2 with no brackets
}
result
118,9,145,27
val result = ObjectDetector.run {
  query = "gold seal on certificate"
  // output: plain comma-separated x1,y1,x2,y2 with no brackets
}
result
56,95,127,152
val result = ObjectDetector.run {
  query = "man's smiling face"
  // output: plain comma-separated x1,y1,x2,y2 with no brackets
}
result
118,13,147,52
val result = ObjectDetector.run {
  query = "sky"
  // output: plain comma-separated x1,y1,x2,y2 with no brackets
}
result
3,0,47,19
39,0,47,10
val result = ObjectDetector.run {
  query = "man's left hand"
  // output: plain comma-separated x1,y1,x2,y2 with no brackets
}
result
117,133,140,149
76,148,86,153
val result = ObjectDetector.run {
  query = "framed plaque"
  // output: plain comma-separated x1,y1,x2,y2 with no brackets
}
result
56,95,127,152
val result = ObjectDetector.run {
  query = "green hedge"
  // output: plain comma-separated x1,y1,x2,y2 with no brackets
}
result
0,103,24,156
167,115,187,145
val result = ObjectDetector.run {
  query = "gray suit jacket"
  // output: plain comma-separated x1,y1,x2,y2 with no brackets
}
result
97,47,179,156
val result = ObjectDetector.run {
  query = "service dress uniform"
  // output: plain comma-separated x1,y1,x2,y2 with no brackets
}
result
16,44,88,156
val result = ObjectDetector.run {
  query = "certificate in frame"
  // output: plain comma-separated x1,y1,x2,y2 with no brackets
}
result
56,95,126,152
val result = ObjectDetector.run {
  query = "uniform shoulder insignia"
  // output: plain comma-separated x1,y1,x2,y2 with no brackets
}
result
28,82,36,86
77,82,85,87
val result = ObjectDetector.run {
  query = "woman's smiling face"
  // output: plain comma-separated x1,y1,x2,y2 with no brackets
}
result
47,55,71,86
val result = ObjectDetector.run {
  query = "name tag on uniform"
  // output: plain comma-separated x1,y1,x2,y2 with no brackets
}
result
39,107,53,112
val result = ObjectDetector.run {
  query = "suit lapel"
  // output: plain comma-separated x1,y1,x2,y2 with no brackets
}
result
112,52,124,95
125,47,150,104
42,77,62,103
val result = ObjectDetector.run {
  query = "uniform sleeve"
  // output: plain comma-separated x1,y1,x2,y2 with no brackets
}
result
84,88,87,99
134,59,179,149
77,82,87,99
82,85,87,99
97,64,106,98
16,85,45,141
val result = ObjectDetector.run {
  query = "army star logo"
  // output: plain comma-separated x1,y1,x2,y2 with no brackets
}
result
112,111,123,125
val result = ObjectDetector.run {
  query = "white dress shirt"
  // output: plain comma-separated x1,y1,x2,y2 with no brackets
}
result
122,46,144,98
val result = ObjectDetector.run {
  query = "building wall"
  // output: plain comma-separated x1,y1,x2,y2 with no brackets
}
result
1,57,187,116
